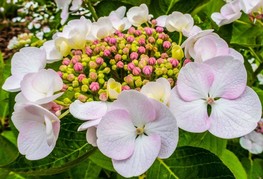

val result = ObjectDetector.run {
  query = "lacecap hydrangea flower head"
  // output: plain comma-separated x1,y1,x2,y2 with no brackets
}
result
2,3,262,178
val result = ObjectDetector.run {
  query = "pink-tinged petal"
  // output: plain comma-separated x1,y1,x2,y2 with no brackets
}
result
11,47,46,76
145,99,178,158
112,134,161,178
70,0,82,11
209,87,262,139
77,119,101,131
2,75,22,92
15,93,29,104
69,100,107,121
229,48,244,63
45,115,55,146
240,131,263,154
156,15,167,27
97,109,136,160
86,126,97,147
35,92,64,105
177,62,214,101
112,90,156,126
169,87,210,132
205,56,247,99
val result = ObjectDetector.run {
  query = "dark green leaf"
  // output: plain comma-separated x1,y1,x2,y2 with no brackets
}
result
178,130,227,156
89,149,115,172
3,116,95,176
147,146,235,178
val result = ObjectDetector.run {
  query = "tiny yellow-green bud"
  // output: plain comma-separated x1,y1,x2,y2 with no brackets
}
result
135,78,143,87
103,67,111,74
72,80,79,87
110,59,116,65
82,78,90,85
122,55,127,60
68,86,73,91
172,44,184,60
63,98,72,104
81,84,89,92
167,69,174,76
98,78,105,85
112,65,117,70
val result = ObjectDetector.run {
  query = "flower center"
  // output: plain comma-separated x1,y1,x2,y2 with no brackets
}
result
136,127,145,135
206,97,214,105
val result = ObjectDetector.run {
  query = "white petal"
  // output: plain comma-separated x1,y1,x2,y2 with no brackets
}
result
156,15,167,27
70,0,82,11
209,87,262,138
229,48,244,63
205,56,247,99
86,126,98,147
77,119,100,131
113,134,161,178
145,99,178,158
177,62,214,101
41,40,63,63
97,109,136,160
69,100,107,120
2,75,23,92
169,87,210,132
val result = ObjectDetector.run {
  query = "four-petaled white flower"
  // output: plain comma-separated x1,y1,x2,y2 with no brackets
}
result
239,0,263,14
126,4,151,27
2,47,46,92
97,90,178,177
109,6,131,31
69,100,108,146
211,0,242,26
88,17,115,40
12,103,60,160
169,56,262,138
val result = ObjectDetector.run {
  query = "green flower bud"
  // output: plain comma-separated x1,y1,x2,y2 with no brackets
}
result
172,44,184,60
81,84,89,92
63,98,72,104
72,80,79,87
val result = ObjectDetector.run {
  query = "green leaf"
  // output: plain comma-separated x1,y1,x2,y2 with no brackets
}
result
242,158,263,179
178,130,227,156
3,116,95,176
147,146,235,178
0,135,19,166
88,149,115,172
95,1,129,18
252,87,263,106
112,0,151,6
68,159,101,179
219,150,247,179
231,15,263,47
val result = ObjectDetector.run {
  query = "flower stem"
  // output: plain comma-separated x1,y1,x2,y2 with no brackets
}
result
59,109,70,120
85,0,98,21
178,32,182,46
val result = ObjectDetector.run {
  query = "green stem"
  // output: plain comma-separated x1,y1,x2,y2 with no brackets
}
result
85,0,98,21
249,47,262,63
178,32,182,46
59,109,70,120
235,20,251,26
248,152,253,177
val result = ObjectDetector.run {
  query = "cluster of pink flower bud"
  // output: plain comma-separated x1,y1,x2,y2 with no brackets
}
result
56,23,184,103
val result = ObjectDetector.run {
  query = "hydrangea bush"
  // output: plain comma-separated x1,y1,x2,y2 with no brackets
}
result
1,0,263,178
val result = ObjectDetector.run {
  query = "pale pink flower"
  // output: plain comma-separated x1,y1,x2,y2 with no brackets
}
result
239,0,263,14
2,47,46,92
97,90,178,177
88,17,115,40
169,57,262,139
240,131,263,154
109,6,131,31
126,4,152,27
211,0,242,26
12,103,60,160
69,100,108,146
181,31,244,62
140,78,171,105
17,69,63,104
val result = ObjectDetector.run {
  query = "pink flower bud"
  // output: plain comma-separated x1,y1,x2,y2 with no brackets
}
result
148,57,156,65
144,27,153,35
74,62,83,72
183,59,192,66
62,58,70,65
89,61,98,69
169,58,179,67
96,57,104,65
99,92,108,101
109,38,117,45
122,85,130,91
115,54,122,61
142,66,153,75
138,38,146,45
78,94,88,102
89,72,97,81
151,19,157,25
104,36,110,42
128,27,136,34
161,53,168,59
158,34,166,40
130,52,139,60
117,61,124,68
138,46,146,54
123,47,130,54
163,41,171,49
71,56,80,64
148,36,155,43
57,71,63,77
127,36,134,43
72,50,82,56
103,49,111,57
85,47,93,56
110,46,117,53
78,74,86,82
135,30,142,36
132,67,141,75
67,74,75,81
157,58,165,64
62,84,68,91
90,82,100,91
124,74,133,84
127,62,135,71
156,26,164,33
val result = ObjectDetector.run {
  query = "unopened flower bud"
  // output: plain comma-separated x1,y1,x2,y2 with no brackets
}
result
172,44,184,60
96,57,104,65
183,59,192,66
67,74,75,81
156,26,164,33
74,62,83,72
127,36,134,43
132,67,141,75
143,66,153,75
163,41,171,49
89,72,97,81
90,82,100,91
130,52,139,60
117,61,124,68
138,46,146,54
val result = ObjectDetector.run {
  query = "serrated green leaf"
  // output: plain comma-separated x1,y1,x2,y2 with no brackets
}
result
178,130,227,156
3,116,95,176
147,146,235,179
220,150,247,179
88,149,115,172
0,135,19,166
